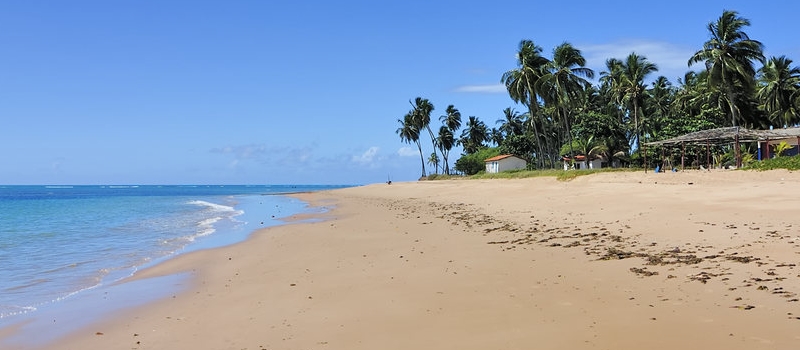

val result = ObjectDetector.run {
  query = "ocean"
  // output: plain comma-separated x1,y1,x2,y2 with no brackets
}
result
0,184,348,345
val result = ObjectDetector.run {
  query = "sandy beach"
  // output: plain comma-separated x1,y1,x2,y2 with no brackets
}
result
12,170,800,349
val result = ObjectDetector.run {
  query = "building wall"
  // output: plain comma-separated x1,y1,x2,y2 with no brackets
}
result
498,157,527,172
485,157,526,173
759,138,800,159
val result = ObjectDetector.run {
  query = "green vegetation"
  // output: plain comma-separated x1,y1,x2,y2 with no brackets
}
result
774,141,794,156
469,168,632,181
397,10,800,178
748,155,800,171
454,148,500,175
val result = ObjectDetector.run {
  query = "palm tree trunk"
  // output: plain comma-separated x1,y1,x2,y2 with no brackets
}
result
563,107,576,160
634,99,645,169
439,148,450,175
544,130,556,169
425,126,439,173
528,102,545,169
416,141,426,178
633,98,640,151
727,90,742,168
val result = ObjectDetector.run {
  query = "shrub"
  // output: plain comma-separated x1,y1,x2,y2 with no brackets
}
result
748,156,800,171
454,148,501,175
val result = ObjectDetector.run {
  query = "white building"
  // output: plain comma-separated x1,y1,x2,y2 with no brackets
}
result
562,155,602,170
484,154,527,173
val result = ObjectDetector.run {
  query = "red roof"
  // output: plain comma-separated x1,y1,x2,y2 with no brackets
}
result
484,154,518,162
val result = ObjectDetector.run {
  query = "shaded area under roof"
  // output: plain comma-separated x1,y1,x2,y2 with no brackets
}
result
645,127,800,146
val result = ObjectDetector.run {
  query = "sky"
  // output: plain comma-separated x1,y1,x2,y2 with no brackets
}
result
2,1,799,185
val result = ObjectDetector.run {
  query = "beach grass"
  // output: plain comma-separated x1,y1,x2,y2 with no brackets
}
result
428,167,635,181
426,156,800,182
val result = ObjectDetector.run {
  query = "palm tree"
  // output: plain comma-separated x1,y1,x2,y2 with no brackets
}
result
619,53,658,149
497,107,525,139
409,97,437,168
648,76,673,122
438,105,462,175
560,135,608,166
437,126,456,175
599,58,624,106
689,10,765,167
757,56,800,127
396,112,425,178
427,152,440,174
539,42,595,159
502,40,550,168
673,70,727,128
460,116,489,154
440,105,462,132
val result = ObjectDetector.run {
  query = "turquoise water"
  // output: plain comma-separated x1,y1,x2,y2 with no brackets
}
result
0,185,346,333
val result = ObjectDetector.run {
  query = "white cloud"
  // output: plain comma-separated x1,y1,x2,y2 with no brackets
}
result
582,39,696,82
352,147,379,165
397,147,418,157
453,83,507,94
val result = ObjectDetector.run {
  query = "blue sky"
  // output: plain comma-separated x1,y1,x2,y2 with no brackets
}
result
1,1,798,185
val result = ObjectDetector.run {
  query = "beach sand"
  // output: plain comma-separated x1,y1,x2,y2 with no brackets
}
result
13,170,800,349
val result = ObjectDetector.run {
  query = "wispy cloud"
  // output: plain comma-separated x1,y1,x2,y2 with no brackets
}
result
210,144,314,166
453,83,506,94
352,146,379,165
210,144,268,160
582,39,696,82
397,147,418,157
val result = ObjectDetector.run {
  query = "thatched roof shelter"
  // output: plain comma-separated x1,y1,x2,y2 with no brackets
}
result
644,127,800,146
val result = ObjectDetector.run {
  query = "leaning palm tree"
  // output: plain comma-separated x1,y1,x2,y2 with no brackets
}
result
539,42,595,159
688,10,765,167
757,56,800,127
502,40,550,168
396,112,425,178
409,97,437,169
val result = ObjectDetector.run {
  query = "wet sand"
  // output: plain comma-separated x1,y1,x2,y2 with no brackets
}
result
13,170,800,349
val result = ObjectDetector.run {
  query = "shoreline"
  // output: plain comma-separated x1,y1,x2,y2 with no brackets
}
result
10,170,800,349
0,192,320,349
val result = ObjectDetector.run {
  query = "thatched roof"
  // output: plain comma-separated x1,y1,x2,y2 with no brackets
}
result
645,127,800,146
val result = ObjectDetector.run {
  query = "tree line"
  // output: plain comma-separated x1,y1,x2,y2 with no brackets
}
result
397,10,800,176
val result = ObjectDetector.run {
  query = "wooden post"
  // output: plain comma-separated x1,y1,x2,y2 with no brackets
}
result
706,139,711,170
681,141,685,171
765,138,770,159
735,129,741,168
697,146,702,170
643,142,647,173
